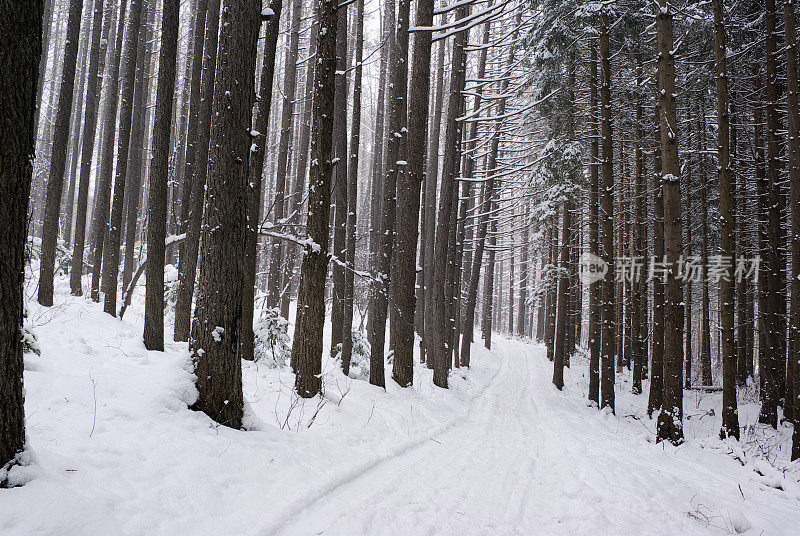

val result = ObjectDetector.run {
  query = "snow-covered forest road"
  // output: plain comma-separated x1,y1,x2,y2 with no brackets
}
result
277,339,796,536
3,290,798,536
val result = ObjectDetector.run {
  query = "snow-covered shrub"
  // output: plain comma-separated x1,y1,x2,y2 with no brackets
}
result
253,307,290,367
25,236,71,277
21,304,40,356
163,264,179,314
346,330,370,380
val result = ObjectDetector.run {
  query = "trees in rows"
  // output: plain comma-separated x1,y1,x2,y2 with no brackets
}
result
17,0,800,459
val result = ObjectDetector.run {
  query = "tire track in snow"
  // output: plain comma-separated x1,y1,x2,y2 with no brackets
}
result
260,347,511,536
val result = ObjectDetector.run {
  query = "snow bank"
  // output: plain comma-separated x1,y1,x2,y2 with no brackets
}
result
1,269,498,536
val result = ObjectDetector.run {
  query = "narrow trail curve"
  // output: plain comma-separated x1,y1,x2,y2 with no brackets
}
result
268,339,797,536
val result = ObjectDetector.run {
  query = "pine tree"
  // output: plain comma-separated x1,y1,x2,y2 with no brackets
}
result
142,0,178,350
0,0,43,472
656,0,685,445
69,0,109,296
599,10,616,412
37,0,83,306
173,0,221,342
712,0,739,440
190,0,261,424
291,0,337,398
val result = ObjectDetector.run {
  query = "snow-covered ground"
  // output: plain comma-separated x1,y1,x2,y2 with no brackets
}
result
2,269,799,535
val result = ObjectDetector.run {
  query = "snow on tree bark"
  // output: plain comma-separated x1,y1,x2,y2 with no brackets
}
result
189,0,261,424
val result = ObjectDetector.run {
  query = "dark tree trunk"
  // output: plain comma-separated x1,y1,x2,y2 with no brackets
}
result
142,0,178,349
173,0,221,341
684,129,694,390
62,2,93,249
122,0,156,290
368,0,393,292
266,0,302,311
588,40,601,403
545,220,557,360
290,0,337,398
69,0,108,296
103,0,145,316
341,0,365,376
631,60,646,395
553,203,572,390
0,0,42,471
190,0,260,425
461,178,491,367
176,0,209,249
391,0,434,385
88,0,127,302
712,0,739,439
368,0,410,388
785,0,800,461
281,0,318,320
656,0,684,445
329,0,349,357
422,18,446,365
240,0,282,361
481,194,497,350
429,6,470,388
648,91,665,418
37,0,83,306
759,0,786,430
697,103,712,387
599,14,615,412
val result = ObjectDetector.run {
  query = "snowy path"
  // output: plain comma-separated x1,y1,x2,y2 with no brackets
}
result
272,339,795,536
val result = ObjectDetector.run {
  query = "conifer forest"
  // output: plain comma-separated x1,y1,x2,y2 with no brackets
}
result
3,0,800,532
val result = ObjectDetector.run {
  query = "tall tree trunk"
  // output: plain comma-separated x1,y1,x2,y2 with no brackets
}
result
103,0,145,315
430,6,470,388
177,0,209,250
240,0,283,361
142,0,178,349
341,0,365,375
0,0,42,471
266,0,302,310
122,0,156,290
760,0,786,429
422,17,447,365
392,0,437,381
684,131,694,390
588,40,601,404
69,0,108,296
656,0,685,445
648,86,665,417
37,0,83,306
290,0,337,398
599,13,615,412
545,219,557,360
88,0,127,301
553,203,572,390
62,1,93,249
697,103,712,386
631,60,646,395
281,0,318,319
190,0,260,424
784,0,800,459
369,0,393,288
173,0,221,341
330,0,349,356
367,0,409,388
712,0,739,439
